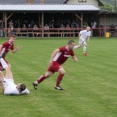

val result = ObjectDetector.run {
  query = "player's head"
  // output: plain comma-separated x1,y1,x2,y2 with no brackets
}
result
9,34,16,43
68,40,75,50
17,83,26,93
86,26,90,32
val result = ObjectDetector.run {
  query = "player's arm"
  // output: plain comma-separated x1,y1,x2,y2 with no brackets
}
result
72,56,78,62
0,44,3,54
12,46,22,53
87,36,90,42
79,33,81,40
21,88,30,94
49,49,60,66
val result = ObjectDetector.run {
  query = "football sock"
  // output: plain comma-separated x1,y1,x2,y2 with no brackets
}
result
83,46,86,52
0,58,8,69
37,75,46,84
56,74,64,87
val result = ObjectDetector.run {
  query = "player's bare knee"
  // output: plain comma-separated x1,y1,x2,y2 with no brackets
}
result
61,70,66,75
5,66,11,71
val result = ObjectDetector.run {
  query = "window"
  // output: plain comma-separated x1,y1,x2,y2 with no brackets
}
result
78,0,87,2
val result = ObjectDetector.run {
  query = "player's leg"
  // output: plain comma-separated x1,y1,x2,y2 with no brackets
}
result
0,77,5,93
83,42,87,56
0,70,4,79
0,58,13,79
73,39,83,49
33,71,53,90
55,67,65,90
0,58,13,93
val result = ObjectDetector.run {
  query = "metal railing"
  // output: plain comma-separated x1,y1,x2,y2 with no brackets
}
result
0,28,116,38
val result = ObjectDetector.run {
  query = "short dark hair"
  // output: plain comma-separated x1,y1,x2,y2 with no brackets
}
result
68,40,75,45
20,84,26,92
9,34,16,38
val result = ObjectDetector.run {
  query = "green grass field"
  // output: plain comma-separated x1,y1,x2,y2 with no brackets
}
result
0,37,117,117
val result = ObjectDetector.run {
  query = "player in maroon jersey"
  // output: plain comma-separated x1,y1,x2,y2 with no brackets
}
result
0,34,21,71
33,40,78,90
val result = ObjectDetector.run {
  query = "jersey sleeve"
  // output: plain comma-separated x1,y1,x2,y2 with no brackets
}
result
59,46,65,52
80,30,84,35
88,31,91,37
11,44,14,50
2,42,8,48
71,50,75,56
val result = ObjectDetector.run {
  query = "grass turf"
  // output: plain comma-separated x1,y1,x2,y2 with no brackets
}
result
0,37,117,117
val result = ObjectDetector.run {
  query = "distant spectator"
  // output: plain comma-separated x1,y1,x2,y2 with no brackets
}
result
65,24,70,37
21,24,27,36
75,24,79,37
10,25,16,35
14,20,18,28
0,20,4,37
91,20,97,36
30,20,35,28
44,24,49,37
60,24,65,32
50,24,55,37
8,20,13,28
44,24,49,31
28,24,32,37
17,19,20,28
91,20,97,28
110,24,115,37
71,20,77,28
33,25,38,37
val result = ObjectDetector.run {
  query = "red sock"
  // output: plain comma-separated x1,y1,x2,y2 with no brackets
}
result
37,75,46,84
56,74,64,87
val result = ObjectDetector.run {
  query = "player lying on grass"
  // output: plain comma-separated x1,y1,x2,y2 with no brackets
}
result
74,26,91,56
0,34,21,71
33,40,78,90
0,58,30,95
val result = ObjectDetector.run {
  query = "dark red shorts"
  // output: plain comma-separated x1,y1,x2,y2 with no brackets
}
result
0,58,8,71
48,62,62,73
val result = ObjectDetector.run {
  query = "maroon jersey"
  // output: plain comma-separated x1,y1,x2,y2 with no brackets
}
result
1,41,14,56
53,46,75,65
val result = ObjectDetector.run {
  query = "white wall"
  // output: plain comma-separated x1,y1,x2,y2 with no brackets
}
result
67,0,99,8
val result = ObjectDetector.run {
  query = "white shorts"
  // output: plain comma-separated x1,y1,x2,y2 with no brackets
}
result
3,78,14,88
79,39,86,45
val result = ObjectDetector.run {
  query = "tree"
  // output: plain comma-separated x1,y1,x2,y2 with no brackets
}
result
100,1,115,12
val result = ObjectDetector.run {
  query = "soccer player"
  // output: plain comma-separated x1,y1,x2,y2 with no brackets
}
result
0,58,30,95
74,26,91,56
33,40,78,90
0,34,21,70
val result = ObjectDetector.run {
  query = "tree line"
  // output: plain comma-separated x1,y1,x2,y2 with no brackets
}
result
101,0,117,12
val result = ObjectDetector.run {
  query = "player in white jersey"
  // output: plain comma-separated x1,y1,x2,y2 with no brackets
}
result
74,26,91,56
0,58,30,95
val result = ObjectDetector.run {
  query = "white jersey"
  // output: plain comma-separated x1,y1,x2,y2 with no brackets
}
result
3,78,30,95
80,30,91,41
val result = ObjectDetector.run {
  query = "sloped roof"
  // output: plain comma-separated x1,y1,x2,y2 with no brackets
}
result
0,0,64,4
63,0,104,6
0,4,100,12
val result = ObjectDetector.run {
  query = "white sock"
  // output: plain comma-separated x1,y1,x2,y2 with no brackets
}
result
0,58,8,69
83,46,86,52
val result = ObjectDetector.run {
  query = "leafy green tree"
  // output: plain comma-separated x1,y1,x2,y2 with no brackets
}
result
100,1,115,12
